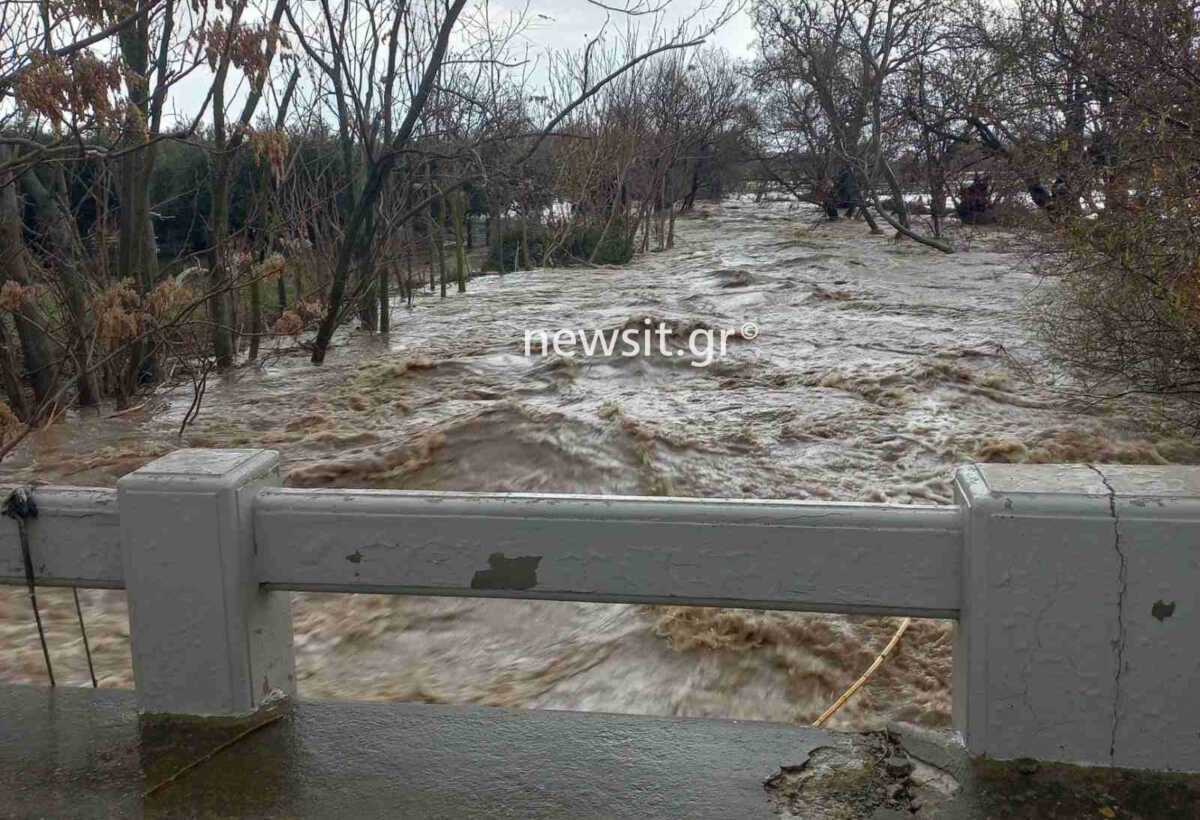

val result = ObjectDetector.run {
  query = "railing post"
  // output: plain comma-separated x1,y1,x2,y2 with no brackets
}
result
954,464,1200,771
118,448,294,716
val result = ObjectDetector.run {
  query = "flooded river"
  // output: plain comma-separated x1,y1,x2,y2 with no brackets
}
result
2,198,1191,729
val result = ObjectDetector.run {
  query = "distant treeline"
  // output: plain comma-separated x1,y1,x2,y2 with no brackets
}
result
0,0,1197,439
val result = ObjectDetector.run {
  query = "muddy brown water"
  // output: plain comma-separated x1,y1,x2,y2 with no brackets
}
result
2,198,1193,730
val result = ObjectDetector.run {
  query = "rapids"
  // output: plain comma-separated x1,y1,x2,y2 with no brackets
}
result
2,198,1192,729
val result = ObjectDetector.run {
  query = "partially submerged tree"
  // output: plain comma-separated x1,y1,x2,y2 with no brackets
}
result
751,0,953,251
1022,0,1200,426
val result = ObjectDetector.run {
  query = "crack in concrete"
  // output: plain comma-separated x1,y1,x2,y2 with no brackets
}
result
763,734,917,818
1088,463,1127,763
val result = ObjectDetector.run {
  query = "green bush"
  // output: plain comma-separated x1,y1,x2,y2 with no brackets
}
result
486,223,551,271
567,219,635,265
486,217,635,270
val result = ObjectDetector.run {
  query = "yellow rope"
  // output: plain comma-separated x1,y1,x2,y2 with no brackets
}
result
812,617,912,728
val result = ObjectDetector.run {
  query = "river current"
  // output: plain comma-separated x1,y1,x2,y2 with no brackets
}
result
3,197,1191,729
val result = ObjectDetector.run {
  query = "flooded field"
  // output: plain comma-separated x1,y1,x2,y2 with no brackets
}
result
2,198,1191,730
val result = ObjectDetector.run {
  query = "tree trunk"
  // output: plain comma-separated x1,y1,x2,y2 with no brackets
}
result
656,175,668,250
0,318,31,421
308,0,490,362
405,223,415,306
378,266,390,332
666,174,677,250
869,192,952,253
880,160,910,230
519,213,529,270
426,162,438,291
437,193,447,297
860,203,882,234
492,208,506,275
0,149,55,408
639,202,651,254
357,206,378,330
204,0,288,367
681,158,702,213
207,148,236,369
117,2,157,400
22,168,99,405
453,192,467,293
248,278,263,361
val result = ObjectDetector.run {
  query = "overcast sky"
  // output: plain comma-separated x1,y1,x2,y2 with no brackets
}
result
156,0,757,127
509,0,757,60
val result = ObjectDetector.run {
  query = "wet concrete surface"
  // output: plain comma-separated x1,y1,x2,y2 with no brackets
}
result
2,684,1198,818
3,683,827,818
884,722,1200,819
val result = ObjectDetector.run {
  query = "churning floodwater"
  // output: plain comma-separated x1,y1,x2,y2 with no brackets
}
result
3,198,1193,729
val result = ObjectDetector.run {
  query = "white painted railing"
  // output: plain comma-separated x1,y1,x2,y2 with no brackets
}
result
254,489,963,616
0,487,122,588
2,449,1197,773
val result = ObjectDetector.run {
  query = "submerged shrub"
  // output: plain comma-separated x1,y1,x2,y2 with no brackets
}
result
486,217,635,271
